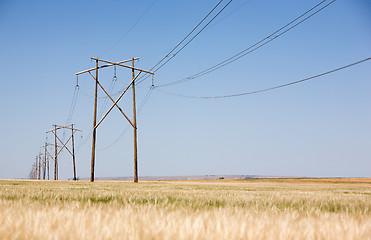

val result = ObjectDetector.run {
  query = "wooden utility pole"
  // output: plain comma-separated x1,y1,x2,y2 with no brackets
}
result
45,143,49,180
35,155,38,180
43,142,53,180
76,57,154,183
43,142,56,180
38,153,41,180
132,58,138,183
91,59,98,182
32,156,38,179
46,124,82,181
47,151,49,180
71,124,77,181
43,150,46,180
44,143,47,180
54,125,58,180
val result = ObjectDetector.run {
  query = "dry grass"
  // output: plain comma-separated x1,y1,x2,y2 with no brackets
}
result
0,179,370,239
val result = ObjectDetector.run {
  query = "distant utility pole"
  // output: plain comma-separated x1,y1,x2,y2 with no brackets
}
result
71,124,77,181
44,143,47,180
31,156,38,179
43,142,55,180
46,124,82,180
76,57,154,182
38,154,41,180
40,153,45,180
35,155,38,180
54,125,57,180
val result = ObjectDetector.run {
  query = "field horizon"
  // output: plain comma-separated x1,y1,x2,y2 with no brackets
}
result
6,176,371,184
38,174,371,182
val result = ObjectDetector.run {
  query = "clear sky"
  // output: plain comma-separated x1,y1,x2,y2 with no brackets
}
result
0,0,370,180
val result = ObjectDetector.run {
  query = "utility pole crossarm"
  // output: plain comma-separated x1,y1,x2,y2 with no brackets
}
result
53,124,82,132
56,126,82,132
45,143,62,147
75,58,139,76
91,57,155,75
46,129,59,133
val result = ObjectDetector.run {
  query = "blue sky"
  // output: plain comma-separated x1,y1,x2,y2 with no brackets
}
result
0,0,370,179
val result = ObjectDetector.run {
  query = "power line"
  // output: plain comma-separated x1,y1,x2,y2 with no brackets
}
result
95,0,236,150
97,0,232,99
99,0,158,57
136,0,233,85
156,0,335,88
144,0,224,73
39,1,160,175
156,57,370,99
66,76,80,123
150,0,234,74
71,0,336,150
203,0,252,33
76,130,92,152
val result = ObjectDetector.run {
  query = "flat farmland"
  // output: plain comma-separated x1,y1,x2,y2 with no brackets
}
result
0,178,370,239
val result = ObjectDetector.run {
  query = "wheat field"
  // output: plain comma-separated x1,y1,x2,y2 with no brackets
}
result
0,178,370,239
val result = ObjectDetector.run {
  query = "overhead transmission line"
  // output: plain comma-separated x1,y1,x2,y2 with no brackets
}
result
73,0,157,148
66,76,80,124
61,76,81,142
76,0,233,150
205,0,252,31
99,0,158,57
103,0,234,148
95,1,234,150
148,0,224,72
146,0,233,74
82,0,232,100
136,0,233,85
101,0,234,148
53,1,159,154
156,57,370,99
156,0,336,88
